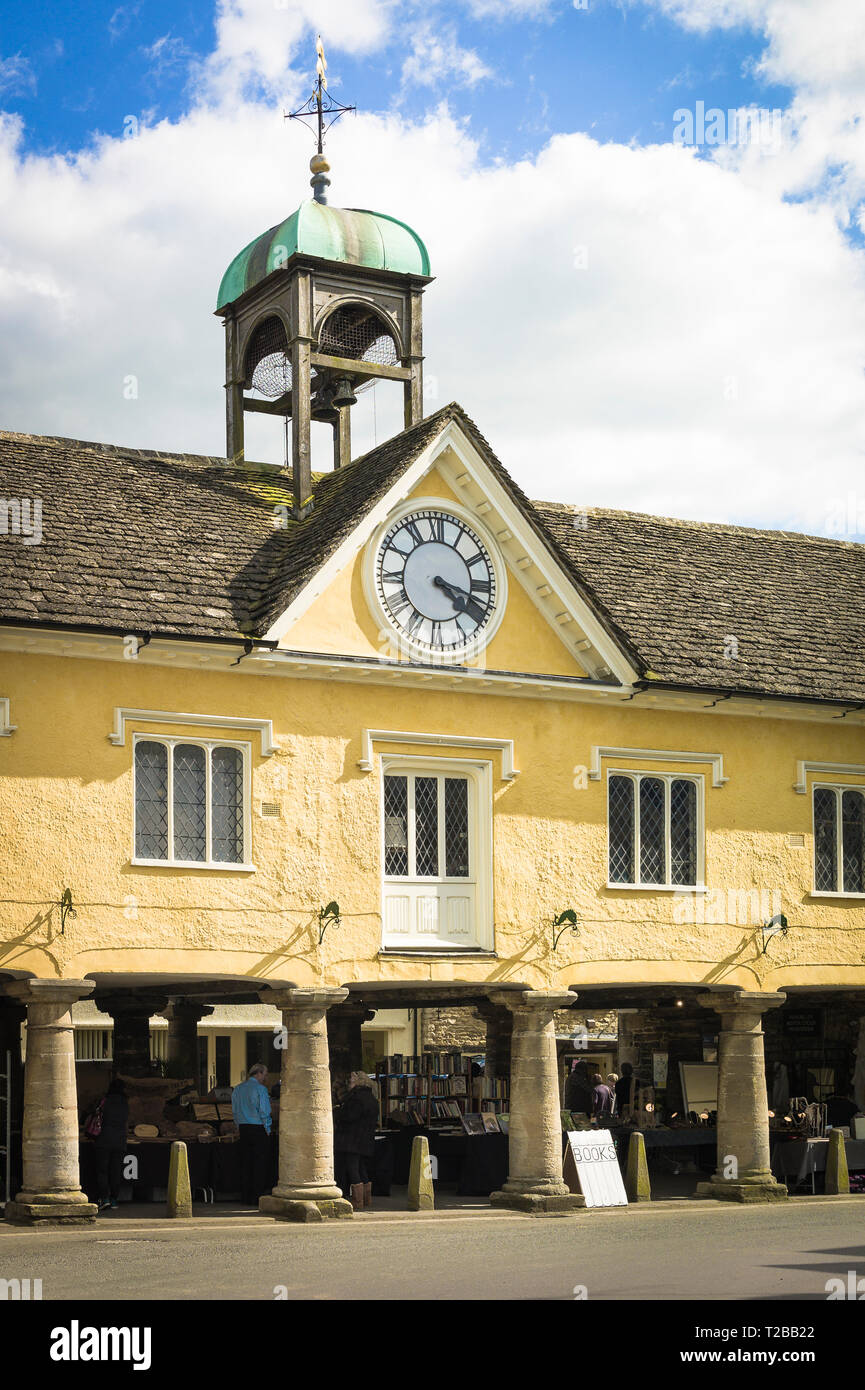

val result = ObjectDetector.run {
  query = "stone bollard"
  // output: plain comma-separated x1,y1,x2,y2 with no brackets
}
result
167,1141,192,1218
407,1134,435,1212
825,1129,850,1195
625,1131,651,1203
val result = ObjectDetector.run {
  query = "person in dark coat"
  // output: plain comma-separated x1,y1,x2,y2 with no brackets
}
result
565,1061,592,1116
94,1078,129,1211
333,1071,379,1211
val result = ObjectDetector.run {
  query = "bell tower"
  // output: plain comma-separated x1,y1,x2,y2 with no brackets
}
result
215,39,433,518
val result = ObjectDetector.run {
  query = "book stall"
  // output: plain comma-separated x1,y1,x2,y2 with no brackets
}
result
78,1074,277,1203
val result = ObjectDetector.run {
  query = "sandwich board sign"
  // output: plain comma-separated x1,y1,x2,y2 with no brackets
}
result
563,1129,628,1208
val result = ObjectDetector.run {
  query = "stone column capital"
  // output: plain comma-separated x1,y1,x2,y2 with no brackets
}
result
95,993,169,1018
489,988,575,1018
698,990,786,1024
160,1001,214,1024
3,979,94,1009
260,987,349,1015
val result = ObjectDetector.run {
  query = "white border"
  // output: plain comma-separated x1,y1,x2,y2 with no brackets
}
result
362,494,508,666
0,697,15,737
794,760,865,794
358,729,518,780
132,733,254,871
109,708,278,757
379,752,494,953
590,745,728,788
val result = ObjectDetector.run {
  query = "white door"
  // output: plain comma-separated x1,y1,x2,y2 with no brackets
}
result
382,769,477,948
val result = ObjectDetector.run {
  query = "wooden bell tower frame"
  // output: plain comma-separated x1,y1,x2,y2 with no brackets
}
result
216,254,432,519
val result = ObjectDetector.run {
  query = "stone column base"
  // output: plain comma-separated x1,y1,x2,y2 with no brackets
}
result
6,1193,97,1226
695,1178,789,1204
490,1189,585,1215
259,1194,353,1222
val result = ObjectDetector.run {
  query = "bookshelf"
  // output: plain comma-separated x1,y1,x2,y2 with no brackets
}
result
376,1052,472,1127
479,1077,510,1114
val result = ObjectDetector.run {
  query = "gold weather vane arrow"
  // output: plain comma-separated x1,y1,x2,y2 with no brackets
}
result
316,35,327,92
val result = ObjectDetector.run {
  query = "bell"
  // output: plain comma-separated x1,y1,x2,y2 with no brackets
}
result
332,375,357,408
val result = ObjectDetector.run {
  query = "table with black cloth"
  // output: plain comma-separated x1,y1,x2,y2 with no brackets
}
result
371,1127,509,1197
771,1136,865,1191
80,1137,277,1202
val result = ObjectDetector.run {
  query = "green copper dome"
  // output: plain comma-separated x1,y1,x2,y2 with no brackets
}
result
216,201,431,310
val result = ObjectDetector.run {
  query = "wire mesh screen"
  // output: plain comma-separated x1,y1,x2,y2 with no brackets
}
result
173,744,207,862
212,746,244,864
245,316,291,398
318,305,398,367
842,789,865,894
414,776,439,877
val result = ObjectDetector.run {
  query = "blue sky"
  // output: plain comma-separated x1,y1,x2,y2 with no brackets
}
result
2,2,792,163
0,0,863,535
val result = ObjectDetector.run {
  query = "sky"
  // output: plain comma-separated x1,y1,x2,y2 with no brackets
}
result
1,0,864,537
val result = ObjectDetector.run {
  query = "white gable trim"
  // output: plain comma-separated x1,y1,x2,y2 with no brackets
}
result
260,417,639,685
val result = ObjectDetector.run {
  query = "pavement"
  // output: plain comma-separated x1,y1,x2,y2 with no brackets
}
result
1,1193,864,1300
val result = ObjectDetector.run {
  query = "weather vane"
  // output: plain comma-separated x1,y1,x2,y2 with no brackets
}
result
285,36,356,205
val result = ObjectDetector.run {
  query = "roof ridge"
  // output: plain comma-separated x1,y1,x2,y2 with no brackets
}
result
533,500,865,552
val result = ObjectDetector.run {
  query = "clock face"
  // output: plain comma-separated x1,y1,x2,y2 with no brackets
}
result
376,508,497,653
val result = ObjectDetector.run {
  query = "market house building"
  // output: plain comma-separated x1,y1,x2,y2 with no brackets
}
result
1,128,865,1224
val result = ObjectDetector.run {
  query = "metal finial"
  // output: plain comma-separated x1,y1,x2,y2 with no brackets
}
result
285,36,356,205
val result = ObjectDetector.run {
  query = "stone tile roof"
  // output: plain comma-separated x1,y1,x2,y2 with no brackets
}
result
1,404,863,703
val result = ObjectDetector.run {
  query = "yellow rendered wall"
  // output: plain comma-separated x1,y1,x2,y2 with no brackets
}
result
2,646,865,996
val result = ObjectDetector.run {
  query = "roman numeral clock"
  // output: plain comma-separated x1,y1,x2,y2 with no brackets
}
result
367,504,506,662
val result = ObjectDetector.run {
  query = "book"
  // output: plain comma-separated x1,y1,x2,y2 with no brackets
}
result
481,1113,500,1134
497,1113,510,1134
461,1113,486,1136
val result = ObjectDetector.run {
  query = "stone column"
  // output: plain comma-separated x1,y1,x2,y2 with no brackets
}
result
327,999,374,1102
161,1001,213,1081
258,987,353,1221
696,990,789,1203
97,994,167,1076
3,980,97,1225
488,989,584,1214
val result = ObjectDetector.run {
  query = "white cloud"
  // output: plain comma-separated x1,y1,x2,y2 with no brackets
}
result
401,25,493,90
0,1,864,539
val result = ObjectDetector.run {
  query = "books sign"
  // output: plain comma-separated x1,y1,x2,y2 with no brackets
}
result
563,1129,628,1208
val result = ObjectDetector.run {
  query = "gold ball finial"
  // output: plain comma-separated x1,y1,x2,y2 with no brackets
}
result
310,153,330,175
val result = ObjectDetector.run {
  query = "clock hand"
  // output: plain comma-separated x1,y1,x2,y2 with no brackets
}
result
433,576,486,624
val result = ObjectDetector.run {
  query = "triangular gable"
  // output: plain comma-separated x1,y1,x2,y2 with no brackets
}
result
261,416,639,686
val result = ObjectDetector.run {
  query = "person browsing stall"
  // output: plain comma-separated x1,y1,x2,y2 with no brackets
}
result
231,1063,272,1206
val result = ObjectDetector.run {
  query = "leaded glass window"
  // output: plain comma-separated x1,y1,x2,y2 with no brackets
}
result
383,770,471,880
608,772,700,887
212,746,244,863
813,786,865,894
133,738,246,865
173,744,206,861
135,741,168,860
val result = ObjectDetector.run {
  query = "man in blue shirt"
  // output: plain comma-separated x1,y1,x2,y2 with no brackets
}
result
231,1064,273,1205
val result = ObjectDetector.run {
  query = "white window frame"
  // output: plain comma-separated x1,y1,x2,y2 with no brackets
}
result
810,782,865,899
132,733,254,871
380,754,493,951
606,769,705,891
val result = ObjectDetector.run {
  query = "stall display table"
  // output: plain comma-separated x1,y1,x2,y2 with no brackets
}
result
771,1136,865,1192
80,1137,277,1203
